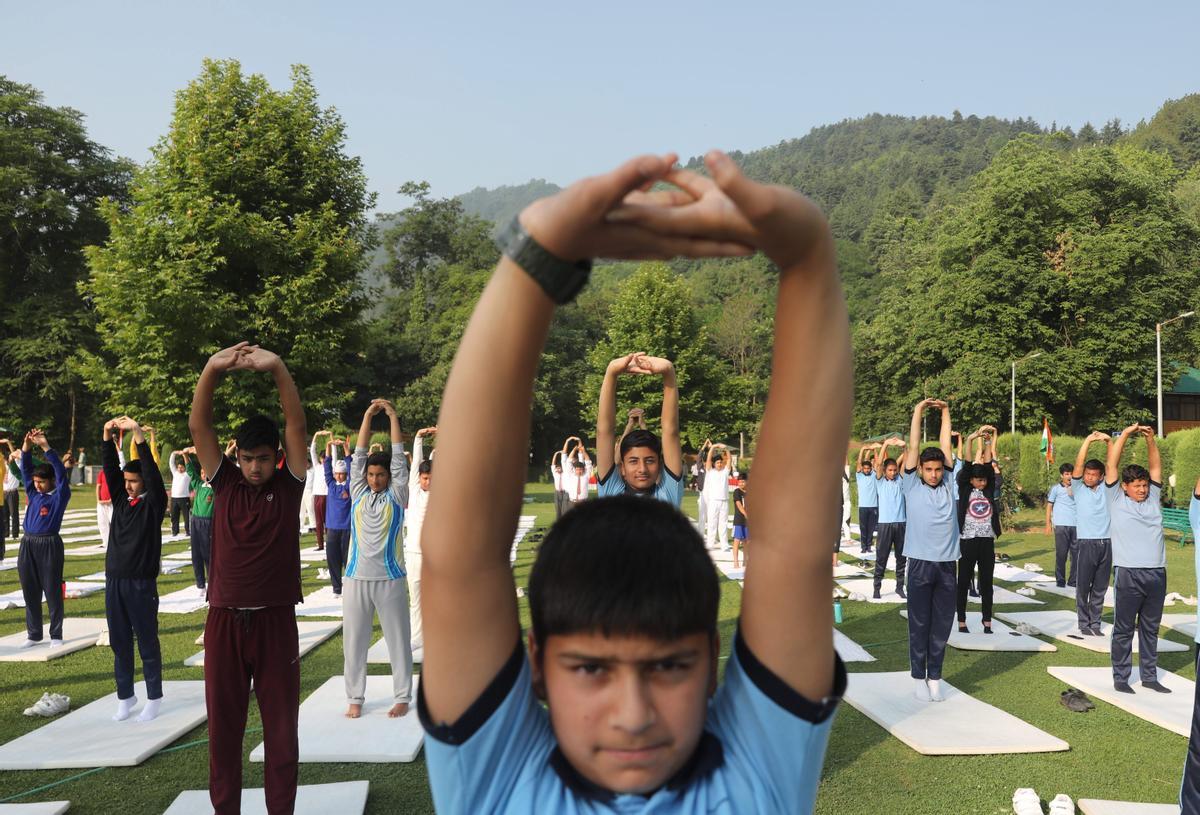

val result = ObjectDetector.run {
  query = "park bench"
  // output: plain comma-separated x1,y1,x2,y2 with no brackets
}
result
1163,507,1192,547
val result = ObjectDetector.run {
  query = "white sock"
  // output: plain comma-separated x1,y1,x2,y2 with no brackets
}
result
913,678,931,702
928,679,944,702
49,639,64,648
113,695,138,722
19,639,39,649
136,698,162,722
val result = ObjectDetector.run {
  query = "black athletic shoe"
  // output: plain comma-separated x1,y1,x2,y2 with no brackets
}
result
1114,681,1135,694
896,585,906,599
968,588,979,598
1056,582,1066,588
1142,681,1173,694
872,587,881,600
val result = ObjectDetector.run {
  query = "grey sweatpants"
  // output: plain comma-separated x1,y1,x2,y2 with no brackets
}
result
1075,537,1112,633
342,577,413,705
1111,566,1167,685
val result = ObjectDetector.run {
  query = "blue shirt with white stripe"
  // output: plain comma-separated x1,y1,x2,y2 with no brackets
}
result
1072,477,1110,539
900,466,959,562
875,476,906,524
597,465,683,508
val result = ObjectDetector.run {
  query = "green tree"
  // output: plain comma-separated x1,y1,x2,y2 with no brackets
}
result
80,60,374,440
581,263,737,449
0,76,132,445
856,134,1200,436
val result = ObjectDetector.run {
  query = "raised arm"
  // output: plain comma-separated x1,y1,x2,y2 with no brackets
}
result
129,420,163,498
636,354,682,476
1107,425,1137,482
380,401,409,506
597,355,638,479
1073,431,1106,478
421,152,750,722
189,342,251,476
410,429,429,491
904,400,934,471
1143,426,1162,483
310,430,329,470
939,404,953,465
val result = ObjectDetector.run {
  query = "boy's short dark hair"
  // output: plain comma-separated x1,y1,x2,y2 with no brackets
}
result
528,496,718,650
620,429,662,459
1083,459,1106,474
235,415,280,453
738,469,749,480
122,461,142,475
1121,464,1151,484
366,452,391,470
970,463,991,480
883,458,897,469
418,460,432,475
31,463,54,481
1059,463,1074,475
918,447,946,465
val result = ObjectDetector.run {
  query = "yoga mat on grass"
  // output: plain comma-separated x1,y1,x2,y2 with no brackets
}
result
837,578,1043,606
1077,800,1179,815
833,629,875,662
995,611,1186,655
250,676,423,764
296,586,343,618
843,671,1069,755
898,610,1056,652
0,803,71,814
163,781,369,815
0,618,107,662
992,563,1054,583
1046,666,1193,737
366,637,423,665
63,582,105,599
0,681,207,769
184,620,341,667
1030,582,1115,606
1160,613,1197,640
158,586,208,615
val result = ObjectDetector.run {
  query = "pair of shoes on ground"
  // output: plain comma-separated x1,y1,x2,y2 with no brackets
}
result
959,623,993,634
1077,627,1103,637
19,638,63,649
1015,587,1037,596
1059,688,1095,713
1014,622,1043,636
1013,788,1074,814
24,692,70,718
1115,678,1172,694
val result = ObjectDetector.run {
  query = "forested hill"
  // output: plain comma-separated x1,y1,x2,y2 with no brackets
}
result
457,179,561,228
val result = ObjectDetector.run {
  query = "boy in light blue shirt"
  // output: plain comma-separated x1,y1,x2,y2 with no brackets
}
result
1071,431,1114,636
1105,424,1170,695
871,437,907,600
854,445,878,553
1046,463,1078,588
595,354,684,508
417,152,847,814
900,398,958,703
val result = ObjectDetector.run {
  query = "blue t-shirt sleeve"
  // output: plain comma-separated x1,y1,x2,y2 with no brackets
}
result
656,466,684,507
596,466,625,497
707,632,845,813
1047,485,1059,504
419,642,555,815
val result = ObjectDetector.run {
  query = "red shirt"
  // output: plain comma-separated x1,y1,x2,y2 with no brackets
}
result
208,456,305,608
97,471,111,502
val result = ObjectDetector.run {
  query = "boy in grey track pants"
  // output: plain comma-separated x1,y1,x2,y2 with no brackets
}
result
342,398,413,719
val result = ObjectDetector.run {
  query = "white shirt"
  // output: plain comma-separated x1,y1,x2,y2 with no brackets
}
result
551,465,564,492
3,465,18,492
563,461,593,502
309,439,328,496
406,435,430,553
703,467,731,501
168,453,192,498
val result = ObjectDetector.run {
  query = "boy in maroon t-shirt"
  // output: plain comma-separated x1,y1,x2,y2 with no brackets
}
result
188,342,308,815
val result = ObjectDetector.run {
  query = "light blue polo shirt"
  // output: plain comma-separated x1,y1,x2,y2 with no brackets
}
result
949,458,964,501
1106,481,1165,569
1047,483,1076,527
875,476,906,524
419,632,845,814
598,465,683,508
855,471,878,508
1189,493,1200,644
900,467,959,562
1072,477,1110,539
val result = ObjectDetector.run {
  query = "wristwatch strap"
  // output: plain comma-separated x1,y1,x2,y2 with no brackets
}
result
498,216,592,304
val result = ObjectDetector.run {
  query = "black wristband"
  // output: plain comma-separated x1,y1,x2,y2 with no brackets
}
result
498,216,593,304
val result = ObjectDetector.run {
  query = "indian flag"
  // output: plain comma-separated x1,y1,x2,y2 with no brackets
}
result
1040,418,1054,463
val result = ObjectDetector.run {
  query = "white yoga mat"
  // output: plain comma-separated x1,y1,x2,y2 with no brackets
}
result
0,681,207,769
250,676,423,764
0,618,107,662
0,591,26,609
1160,613,1198,640
184,620,341,667
63,582,105,599
834,562,869,578
296,586,343,617
1046,666,1193,737
163,781,369,815
898,611,1056,652
995,611,1187,655
64,544,109,557
76,571,106,582
834,629,875,662
843,671,1069,755
0,802,71,814
992,563,1055,583
160,562,185,575
158,586,208,615
1031,582,1115,606
163,551,194,562
845,550,896,570
367,637,423,665
837,578,1044,606
0,561,17,571
300,547,328,562
1077,800,1180,815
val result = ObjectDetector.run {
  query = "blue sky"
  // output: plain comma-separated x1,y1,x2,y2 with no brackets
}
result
5,0,1198,213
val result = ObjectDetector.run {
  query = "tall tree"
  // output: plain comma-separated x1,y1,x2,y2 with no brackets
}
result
80,60,374,440
0,76,131,444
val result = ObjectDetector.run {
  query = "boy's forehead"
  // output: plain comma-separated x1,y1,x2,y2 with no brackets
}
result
238,446,275,459
546,630,710,661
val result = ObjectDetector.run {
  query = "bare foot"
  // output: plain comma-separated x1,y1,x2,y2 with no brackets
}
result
345,704,362,719
388,702,409,718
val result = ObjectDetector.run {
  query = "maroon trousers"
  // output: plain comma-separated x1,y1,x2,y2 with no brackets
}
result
205,605,300,815
313,495,327,549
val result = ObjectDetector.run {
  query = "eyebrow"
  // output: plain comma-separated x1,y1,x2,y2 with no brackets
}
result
555,648,701,665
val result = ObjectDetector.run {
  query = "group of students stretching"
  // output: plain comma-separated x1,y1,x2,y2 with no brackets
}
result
5,152,854,813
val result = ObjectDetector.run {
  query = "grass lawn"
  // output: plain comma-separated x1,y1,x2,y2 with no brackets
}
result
0,486,1194,813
